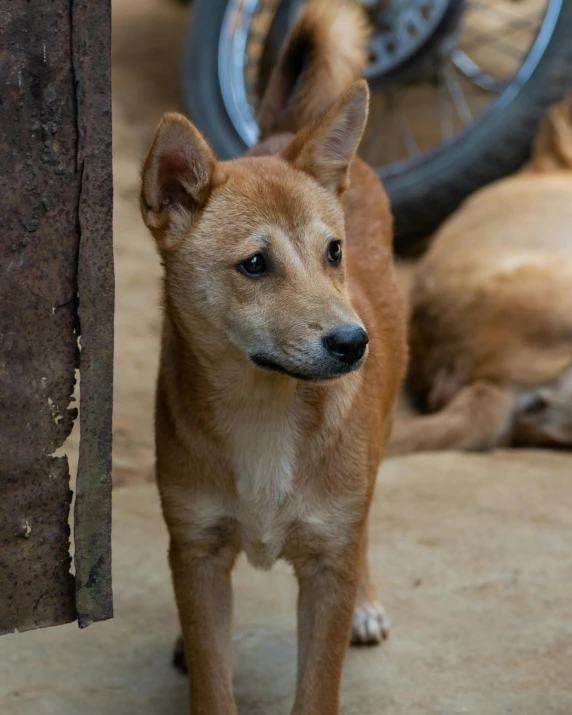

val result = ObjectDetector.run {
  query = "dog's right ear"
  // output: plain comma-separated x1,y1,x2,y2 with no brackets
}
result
281,80,369,197
140,113,216,248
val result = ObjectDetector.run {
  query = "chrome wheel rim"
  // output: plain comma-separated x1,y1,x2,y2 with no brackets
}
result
218,0,563,170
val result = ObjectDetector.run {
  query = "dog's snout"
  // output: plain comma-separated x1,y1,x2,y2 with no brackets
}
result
323,325,369,365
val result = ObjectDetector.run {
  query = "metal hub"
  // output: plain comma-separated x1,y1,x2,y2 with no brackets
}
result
365,0,453,79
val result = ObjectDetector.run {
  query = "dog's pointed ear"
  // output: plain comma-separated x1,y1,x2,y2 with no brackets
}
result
281,80,369,197
140,113,216,247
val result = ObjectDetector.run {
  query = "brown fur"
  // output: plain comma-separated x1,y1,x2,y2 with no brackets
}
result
140,3,406,714
389,99,572,456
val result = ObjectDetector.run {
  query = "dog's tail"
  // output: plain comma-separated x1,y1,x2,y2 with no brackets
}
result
256,0,370,139
387,382,516,456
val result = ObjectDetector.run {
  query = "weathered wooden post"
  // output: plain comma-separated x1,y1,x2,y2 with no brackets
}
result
0,0,114,633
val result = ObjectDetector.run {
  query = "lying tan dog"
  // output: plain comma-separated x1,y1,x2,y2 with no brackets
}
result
139,1,406,713
390,99,572,455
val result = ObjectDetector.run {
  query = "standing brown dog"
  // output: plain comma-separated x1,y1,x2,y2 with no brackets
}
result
140,2,406,712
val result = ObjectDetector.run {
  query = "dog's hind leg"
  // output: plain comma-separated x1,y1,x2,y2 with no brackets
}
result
351,518,390,646
387,381,515,456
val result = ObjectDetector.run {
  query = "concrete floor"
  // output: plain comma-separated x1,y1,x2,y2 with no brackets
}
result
2,0,571,713
2,452,572,714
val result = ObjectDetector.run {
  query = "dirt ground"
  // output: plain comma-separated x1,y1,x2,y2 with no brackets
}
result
1,0,571,713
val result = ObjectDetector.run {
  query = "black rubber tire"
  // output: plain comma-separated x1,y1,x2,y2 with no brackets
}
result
183,0,572,247
182,0,248,161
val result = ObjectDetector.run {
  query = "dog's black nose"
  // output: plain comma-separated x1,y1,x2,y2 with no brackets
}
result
323,325,369,365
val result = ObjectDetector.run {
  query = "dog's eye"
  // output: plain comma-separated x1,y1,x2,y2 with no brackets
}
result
239,253,266,277
327,240,342,266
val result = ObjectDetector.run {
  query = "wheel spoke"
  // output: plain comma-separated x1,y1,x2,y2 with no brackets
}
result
468,0,542,27
443,65,474,125
438,66,454,142
452,49,506,93
396,106,421,157
462,15,542,58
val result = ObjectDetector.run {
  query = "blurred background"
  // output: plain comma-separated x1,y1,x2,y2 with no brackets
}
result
182,0,571,240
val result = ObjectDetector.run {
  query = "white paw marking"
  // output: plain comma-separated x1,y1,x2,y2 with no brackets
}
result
351,600,390,645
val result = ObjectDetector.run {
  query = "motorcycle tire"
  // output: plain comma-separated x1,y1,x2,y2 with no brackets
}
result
183,0,572,247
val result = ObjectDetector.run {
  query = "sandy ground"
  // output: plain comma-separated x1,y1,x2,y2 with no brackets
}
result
1,456,571,715
1,0,571,712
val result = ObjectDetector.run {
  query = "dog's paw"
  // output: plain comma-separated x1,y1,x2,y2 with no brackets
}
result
172,634,188,674
350,600,390,646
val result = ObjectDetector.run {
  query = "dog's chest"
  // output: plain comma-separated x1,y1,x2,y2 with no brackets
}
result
227,399,300,569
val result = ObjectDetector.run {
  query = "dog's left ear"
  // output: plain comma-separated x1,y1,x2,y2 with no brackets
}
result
282,80,369,197
140,112,216,247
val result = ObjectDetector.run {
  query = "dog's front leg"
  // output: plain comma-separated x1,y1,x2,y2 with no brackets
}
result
291,543,361,715
169,538,238,715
